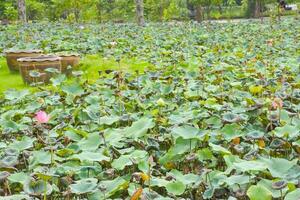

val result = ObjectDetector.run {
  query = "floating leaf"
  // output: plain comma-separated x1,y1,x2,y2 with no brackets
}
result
9,136,36,151
171,125,204,140
62,82,84,96
247,185,272,200
23,179,52,196
70,178,98,194
8,172,31,185
249,85,263,94
166,180,185,196
284,189,300,200
71,151,110,162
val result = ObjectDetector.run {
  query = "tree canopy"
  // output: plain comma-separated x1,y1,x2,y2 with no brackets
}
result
0,0,299,23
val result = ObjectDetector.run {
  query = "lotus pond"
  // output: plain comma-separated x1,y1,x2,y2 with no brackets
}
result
0,18,300,200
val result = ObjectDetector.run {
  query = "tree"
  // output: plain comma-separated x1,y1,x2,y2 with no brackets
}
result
246,0,264,18
163,0,188,20
18,0,26,22
190,0,210,22
136,0,145,26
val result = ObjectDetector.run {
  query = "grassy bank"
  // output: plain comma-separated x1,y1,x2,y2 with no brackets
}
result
0,55,153,93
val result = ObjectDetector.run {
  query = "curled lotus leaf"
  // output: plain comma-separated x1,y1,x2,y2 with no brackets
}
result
23,179,53,196
0,156,19,168
222,113,241,123
271,180,287,190
246,130,264,140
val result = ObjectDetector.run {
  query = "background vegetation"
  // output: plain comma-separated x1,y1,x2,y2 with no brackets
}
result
0,17,299,200
0,0,300,23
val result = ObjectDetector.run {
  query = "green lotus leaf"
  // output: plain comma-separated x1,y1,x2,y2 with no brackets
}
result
225,174,250,186
222,113,240,123
196,148,214,161
284,189,300,200
168,169,199,185
257,179,288,198
4,89,29,101
0,155,19,168
273,124,299,139
159,137,197,165
246,130,264,140
203,187,215,199
77,132,102,151
0,195,31,200
247,185,272,200
23,179,53,196
233,160,267,172
205,116,223,129
260,157,298,178
9,136,36,151
283,165,300,180
45,67,60,74
221,123,243,141
4,148,19,156
8,172,31,185
112,150,148,170
69,178,98,194
202,170,227,188
151,177,170,187
168,111,197,125
124,117,155,139
209,143,231,155
0,119,20,133
99,115,119,125
104,128,126,147
29,151,52,168
51,74,66,86
62,82,84,96
70,151,110,162
171,125,204,140
269,138,285,148
166,180,185,196
89,177,128,199
64,130,83,142
0,142,6,149
29,70,42,78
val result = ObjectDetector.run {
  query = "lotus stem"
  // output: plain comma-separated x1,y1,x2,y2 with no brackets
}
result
5,179,11,195
44,180,47,200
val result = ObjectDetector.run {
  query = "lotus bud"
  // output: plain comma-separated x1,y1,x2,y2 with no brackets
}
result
157,98,166,107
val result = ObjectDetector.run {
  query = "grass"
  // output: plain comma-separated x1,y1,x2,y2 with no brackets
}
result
209,4,300,20
0,55,153,93
0,58,25,93
81,55,153,81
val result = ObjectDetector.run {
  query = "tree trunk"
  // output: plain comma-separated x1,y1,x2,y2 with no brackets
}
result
97,1,102,23
254,0,261,18
159,0,164,21
195,6,203,22
218,4,222,14
206,6,211,20
135,0,145,26
18,0,26,23
247,0,262,18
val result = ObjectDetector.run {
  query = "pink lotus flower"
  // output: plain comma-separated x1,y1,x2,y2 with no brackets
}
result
35,111,50,124
272,98,283,109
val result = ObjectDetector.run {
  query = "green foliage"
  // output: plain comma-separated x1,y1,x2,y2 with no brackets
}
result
0,18,300,199
163,0,189,20
26,0,46,20
0,0,298,22
3,2,18,20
